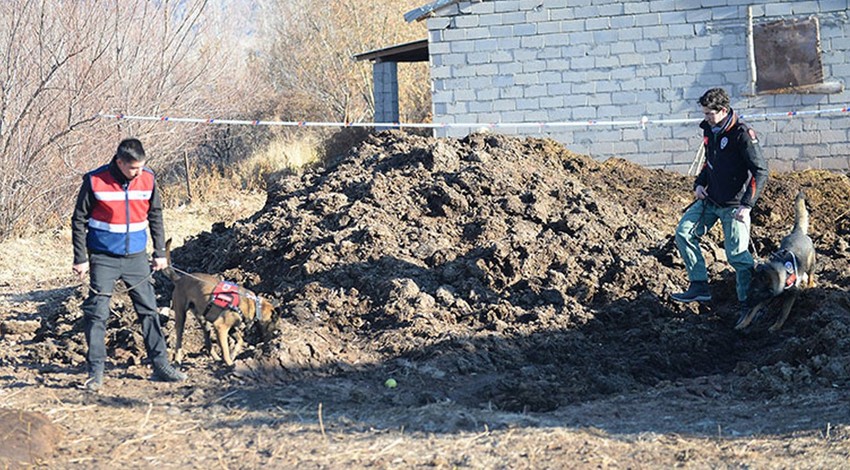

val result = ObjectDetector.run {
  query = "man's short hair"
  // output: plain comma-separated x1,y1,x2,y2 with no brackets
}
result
699,88,730,111
116,138,146,162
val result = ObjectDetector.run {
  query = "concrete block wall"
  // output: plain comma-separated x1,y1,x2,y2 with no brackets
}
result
426,0,850,172
373,61,399,130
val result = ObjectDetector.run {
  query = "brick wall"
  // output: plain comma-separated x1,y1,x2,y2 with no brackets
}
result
426,0,850,172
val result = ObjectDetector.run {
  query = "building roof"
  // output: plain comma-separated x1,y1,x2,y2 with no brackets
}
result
404,0,462,22
353,38,429,63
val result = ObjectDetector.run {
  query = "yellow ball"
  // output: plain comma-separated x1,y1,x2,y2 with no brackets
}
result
384,378,397,388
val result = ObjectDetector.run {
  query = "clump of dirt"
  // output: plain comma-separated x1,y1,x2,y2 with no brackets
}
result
0,408,63,467
30,131,850,413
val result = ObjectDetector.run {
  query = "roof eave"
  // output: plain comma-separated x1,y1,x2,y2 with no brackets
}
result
404,0,463,23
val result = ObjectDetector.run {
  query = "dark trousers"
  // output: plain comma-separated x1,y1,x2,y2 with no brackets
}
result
82,252,168,373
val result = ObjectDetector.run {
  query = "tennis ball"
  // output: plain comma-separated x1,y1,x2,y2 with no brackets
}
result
384,378,398,388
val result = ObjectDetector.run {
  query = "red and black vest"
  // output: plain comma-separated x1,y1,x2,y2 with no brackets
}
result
211,281,242,310
86,164,154,256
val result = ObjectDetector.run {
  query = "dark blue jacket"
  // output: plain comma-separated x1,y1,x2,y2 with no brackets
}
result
695,109,769,208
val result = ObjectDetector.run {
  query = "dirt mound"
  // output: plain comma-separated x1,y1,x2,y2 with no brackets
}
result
30,131,850,412
159,131,848,410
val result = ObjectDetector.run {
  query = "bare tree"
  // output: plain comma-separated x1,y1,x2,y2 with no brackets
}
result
257,0,429,124
0,0,268,240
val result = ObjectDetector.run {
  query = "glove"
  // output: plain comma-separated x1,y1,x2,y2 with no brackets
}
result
694,185,708,200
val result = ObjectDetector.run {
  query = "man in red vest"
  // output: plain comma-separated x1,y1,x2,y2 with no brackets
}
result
71,138,186,391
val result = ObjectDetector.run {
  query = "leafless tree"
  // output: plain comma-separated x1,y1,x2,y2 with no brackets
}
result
257,0,429,124
0,0,430,240
0,0,268,240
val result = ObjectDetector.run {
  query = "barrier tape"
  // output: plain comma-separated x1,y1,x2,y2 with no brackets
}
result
98,105,850,129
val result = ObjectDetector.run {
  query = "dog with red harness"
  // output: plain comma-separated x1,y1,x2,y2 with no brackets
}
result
165,239,276,366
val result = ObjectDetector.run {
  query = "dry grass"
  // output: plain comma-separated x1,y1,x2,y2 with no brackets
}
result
0,230,72,287
242,135,320,184
160,134,319,207
3,382,850,469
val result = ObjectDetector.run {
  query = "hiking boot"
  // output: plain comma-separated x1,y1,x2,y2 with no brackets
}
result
152,362,187,382
670,281,712,303
82,369,103,392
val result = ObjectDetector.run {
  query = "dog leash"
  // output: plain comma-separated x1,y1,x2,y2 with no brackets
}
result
686,196,760,259
79,262,214,296
81,271,156,296
170,265,218,286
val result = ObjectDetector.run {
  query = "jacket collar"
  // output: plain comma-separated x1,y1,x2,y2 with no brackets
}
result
108,157,130,185
700,108,738,134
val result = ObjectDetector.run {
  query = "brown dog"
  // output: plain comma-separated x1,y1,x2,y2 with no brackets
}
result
736,191,817,332
165,239,276,366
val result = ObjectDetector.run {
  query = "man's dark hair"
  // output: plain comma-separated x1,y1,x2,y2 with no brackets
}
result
699,88,730,111
116,138,146,162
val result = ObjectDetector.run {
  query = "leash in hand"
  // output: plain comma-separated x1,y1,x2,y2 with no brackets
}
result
75,255,161,296
685,196,760,259
79,271,156,296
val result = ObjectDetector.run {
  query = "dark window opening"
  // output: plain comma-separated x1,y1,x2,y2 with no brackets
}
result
753,17,825,94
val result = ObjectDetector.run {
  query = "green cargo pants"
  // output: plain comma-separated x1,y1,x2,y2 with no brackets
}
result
674,199,754,302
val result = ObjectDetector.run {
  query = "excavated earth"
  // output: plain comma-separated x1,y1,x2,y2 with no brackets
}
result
177,132,850,409
5,131,850,466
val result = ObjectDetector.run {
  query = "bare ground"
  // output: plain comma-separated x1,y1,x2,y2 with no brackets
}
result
2,132,850,468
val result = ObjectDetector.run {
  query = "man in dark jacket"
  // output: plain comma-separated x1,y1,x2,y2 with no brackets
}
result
671,88,769,322
71,138,186,391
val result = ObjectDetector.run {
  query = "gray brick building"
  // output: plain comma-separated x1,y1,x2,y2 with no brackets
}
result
405,0,850,172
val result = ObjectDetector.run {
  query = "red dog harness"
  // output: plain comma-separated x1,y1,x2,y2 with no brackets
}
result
211,281,241,310
203,280,261,321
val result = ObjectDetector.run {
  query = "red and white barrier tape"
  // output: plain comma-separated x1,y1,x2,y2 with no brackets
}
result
98,106,850,129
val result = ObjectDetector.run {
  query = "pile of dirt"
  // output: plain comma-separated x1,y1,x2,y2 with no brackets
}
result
30,131,850,412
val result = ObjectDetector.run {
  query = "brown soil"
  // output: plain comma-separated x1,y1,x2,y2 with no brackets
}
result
2,131,850,468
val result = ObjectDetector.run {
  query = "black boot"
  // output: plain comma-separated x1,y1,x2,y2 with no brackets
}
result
152,362,187,382
671,281,712,303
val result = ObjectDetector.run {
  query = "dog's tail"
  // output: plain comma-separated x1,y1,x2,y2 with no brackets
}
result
164,238,180,282
793,190,809,235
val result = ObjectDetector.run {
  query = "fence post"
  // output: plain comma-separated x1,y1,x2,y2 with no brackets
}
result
183,150,193,201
